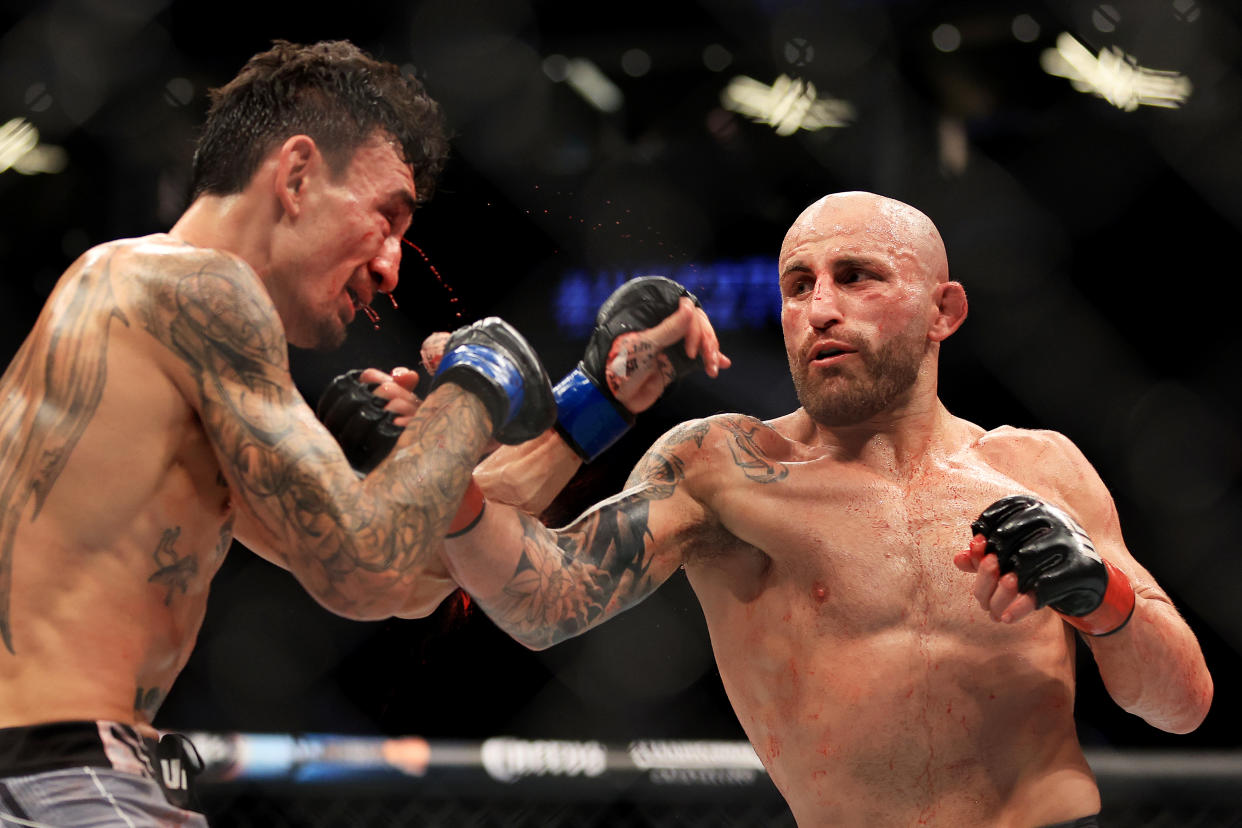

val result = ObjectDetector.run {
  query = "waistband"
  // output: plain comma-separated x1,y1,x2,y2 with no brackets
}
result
1040,816,1100,828
0,721,156,780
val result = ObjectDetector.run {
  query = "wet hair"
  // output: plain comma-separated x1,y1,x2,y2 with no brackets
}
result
190,39,449,204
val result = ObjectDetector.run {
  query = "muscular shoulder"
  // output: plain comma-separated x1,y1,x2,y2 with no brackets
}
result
78,236,288,409
625,413,792,493
973,424,1107,516
114,237,284,365
974,425,1083,471
108,236,269,313
648,413,790,461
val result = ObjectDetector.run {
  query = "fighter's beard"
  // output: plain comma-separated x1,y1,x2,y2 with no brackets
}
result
789,328,927,427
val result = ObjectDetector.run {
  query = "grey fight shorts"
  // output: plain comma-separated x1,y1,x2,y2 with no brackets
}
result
0,720,207,827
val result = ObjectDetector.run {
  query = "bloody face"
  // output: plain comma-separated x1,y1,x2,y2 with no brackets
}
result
274,136,416,350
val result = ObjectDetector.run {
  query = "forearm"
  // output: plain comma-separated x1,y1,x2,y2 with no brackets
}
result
473,430,582,514
443,483,676,650
1085,588,1213,733
279,384,494,619
441,502,573,649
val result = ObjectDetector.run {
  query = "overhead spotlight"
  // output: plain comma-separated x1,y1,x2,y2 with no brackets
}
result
720,74,854,136
1011,14,1041,43
0,118,67,175
702,43,733,72
546,57,623,113
931,24,962,53
1039,32,1191,111
621,48,651,78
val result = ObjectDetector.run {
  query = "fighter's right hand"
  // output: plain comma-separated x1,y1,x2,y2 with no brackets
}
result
429,316,556,445
553,275,731,461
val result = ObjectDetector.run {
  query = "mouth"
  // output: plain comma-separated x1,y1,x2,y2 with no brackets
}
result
809,343,854,365
346,287,381,329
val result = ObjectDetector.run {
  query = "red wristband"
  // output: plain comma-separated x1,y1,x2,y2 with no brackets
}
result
447,479,486,538
1060,561,1136,636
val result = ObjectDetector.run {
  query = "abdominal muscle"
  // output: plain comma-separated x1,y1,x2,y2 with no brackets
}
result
696,572,1100,828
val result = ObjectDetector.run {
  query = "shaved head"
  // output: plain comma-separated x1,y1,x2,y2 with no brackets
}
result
781,192,949,287
778,191,965,427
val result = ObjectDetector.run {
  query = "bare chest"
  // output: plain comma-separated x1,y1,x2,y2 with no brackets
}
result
691,455,1031,635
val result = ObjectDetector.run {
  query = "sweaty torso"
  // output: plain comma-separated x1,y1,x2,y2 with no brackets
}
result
678,412,1098,828
0,235,235,729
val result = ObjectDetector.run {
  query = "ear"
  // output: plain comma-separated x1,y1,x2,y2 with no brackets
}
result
928,280,967,342
273,135,318,219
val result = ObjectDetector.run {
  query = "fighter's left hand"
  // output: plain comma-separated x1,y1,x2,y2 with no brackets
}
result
955,494,1135,635
954,534,1039,624
358,366,422,427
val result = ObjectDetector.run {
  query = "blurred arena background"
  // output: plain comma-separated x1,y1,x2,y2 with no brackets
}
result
2,0,1241,824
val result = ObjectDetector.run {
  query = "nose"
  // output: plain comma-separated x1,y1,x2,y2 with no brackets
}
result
806,278,843,330
369,234,402,294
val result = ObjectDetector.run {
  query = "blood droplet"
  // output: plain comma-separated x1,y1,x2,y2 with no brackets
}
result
359,302,381,330
403,238,463,320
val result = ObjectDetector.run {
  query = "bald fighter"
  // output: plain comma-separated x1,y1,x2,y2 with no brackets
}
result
439,192,1213,827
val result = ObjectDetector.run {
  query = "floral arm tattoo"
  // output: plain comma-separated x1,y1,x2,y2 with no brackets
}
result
139,254,488,611
477,419,711,649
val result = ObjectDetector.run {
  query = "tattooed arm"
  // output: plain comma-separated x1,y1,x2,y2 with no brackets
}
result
141,249,491,619
441,419,716,649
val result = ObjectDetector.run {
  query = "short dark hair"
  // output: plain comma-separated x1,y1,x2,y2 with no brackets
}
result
190,39,449,204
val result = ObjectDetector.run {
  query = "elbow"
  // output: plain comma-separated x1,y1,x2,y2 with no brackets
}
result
1148,672,1215,735
513,623,578,652
305,570,410,622
520,636,555,653
1170,675,1215,734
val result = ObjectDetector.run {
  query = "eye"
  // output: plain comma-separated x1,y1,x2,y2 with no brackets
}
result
782,273,813,297
839,268,874,285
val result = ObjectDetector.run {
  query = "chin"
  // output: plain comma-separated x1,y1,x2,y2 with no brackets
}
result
289,316,347,352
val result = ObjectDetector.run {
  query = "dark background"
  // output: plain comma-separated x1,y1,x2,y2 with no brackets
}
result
1,0,1239,758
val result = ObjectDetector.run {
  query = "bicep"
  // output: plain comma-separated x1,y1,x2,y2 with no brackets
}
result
1047,432,1162,592
139,254,372,578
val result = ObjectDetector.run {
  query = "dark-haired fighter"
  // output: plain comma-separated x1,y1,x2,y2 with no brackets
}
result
0,40,725,826
440,192,1213,827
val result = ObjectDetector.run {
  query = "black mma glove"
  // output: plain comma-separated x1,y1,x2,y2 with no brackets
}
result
429,316,556,445
316,369,402,474
971,494,1135,636
554,275,704,461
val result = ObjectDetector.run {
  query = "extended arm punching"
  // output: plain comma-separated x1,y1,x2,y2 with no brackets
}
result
439,420,713,649
320,275,730,518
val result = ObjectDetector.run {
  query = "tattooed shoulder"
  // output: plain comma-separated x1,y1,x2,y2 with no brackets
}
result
624,419,711,493
715,414,789,484
137,248,287,378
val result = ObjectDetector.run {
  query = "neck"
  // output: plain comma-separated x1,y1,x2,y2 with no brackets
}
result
169,190,274,280
793,371,956,476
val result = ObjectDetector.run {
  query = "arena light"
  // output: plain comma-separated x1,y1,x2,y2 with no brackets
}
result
0,118,67,175
543,55,624,114
720,74,854,136
1040,32,1192,111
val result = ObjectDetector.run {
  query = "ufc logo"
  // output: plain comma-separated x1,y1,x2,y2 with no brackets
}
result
161,758,188,791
